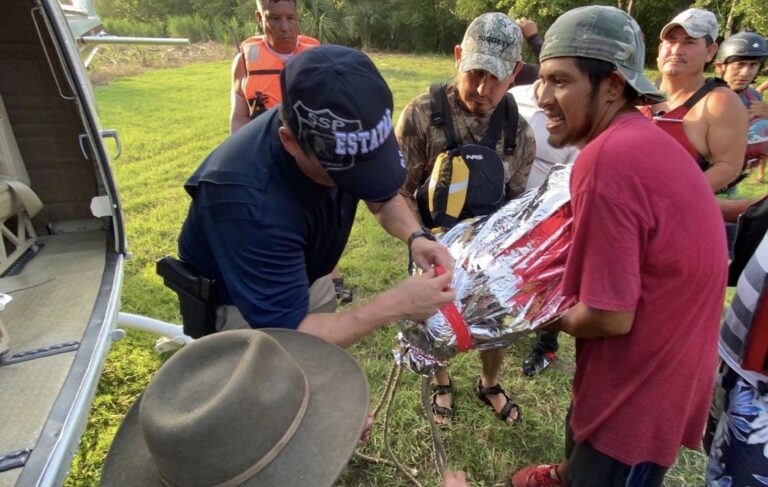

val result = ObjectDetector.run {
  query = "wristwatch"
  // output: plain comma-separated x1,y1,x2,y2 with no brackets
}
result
407,227,436,248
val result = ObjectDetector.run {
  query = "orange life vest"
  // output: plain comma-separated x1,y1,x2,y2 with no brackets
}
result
239,35,319,118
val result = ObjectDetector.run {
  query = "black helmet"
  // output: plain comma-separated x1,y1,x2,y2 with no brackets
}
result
716,32,768,63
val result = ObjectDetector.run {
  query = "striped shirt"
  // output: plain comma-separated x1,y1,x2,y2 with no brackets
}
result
720,232,768,388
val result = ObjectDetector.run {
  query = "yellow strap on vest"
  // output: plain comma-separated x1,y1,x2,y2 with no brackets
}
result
445,155,469,218
427,153,446,215
428,152,469,219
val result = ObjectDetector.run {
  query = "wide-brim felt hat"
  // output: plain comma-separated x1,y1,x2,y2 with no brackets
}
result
100,329,369,486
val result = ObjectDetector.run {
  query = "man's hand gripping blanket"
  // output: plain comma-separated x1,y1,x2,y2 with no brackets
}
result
394,165,576,374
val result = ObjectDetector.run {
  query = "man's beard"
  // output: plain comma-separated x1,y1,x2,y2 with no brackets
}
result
548,95,599,149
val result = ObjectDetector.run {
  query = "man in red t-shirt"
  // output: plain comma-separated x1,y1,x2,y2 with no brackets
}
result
511,6,728,487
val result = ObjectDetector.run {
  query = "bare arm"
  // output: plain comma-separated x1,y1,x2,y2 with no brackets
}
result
297,269,455,348
366,195,453,271
366,194,420,242
749,99,768,119
516,18,542,59
299,182,457,348
719,197,759,222
548,302,635,339
757,79,768,95
701,88,749,191
230,53,251,135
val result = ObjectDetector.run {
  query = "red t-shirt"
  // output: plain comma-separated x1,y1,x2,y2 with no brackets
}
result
562,112,728,467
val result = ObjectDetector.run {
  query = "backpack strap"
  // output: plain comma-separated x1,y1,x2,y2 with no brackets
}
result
429,83,460,150
683,78,728,111
429,82,445,126
480,93,518,155
503,94,519,155
743,88,760,102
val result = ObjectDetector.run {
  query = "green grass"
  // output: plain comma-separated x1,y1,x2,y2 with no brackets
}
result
64,53,766,486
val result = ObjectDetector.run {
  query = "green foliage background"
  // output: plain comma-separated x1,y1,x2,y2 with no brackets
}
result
98,0,768,64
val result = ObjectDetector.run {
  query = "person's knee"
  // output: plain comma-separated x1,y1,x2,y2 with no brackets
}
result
308,274,337,313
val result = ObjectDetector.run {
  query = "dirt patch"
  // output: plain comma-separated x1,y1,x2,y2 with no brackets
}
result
88,41,235,86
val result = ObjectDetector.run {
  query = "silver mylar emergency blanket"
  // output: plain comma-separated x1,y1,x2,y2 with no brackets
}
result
395,164,576,374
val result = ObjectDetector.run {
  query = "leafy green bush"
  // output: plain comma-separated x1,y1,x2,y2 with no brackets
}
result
210,16,251,46
103,15,253,45
167,15,212,43
103,17,167,37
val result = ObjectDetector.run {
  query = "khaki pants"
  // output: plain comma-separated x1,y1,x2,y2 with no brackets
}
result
215,274,337,331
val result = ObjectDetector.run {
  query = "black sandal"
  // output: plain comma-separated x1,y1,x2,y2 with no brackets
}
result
476,378,522,424
332,277,353,305
430,379,453,423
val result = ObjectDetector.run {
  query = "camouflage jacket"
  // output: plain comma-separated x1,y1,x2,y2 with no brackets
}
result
395,83,535,218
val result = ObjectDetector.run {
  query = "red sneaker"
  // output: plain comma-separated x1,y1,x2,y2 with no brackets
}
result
511,464,562,487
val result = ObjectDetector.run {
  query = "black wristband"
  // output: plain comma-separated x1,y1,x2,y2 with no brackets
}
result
407,227,436,248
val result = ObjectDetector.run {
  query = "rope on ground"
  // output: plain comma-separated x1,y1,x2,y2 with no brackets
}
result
356,362,451,486
421,373,448,476
382,364,425,486
355,362,421,485
372,360,400,417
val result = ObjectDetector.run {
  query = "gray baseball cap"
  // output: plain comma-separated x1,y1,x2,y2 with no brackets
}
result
660,8,719,41
459,12,522,80
540,5,665,105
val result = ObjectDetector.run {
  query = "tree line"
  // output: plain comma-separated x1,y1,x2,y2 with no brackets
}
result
99,0,768,65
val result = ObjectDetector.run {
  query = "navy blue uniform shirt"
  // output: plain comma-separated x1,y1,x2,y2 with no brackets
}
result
178,109,359,329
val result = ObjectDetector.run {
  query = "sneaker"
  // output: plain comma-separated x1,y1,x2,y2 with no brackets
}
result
511,464,561,487
521,349,557,376
332,277,353,305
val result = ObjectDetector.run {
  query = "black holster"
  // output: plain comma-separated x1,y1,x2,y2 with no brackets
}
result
156,256,217,338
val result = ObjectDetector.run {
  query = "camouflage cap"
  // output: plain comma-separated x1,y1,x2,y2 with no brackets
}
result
459,13,522,80
660,8,718,41
540,6,664,105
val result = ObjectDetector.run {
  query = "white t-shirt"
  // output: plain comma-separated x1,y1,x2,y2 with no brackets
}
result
509,82,579,190
262,39,294,62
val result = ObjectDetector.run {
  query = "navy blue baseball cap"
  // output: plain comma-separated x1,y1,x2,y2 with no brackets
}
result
280,45,406,202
